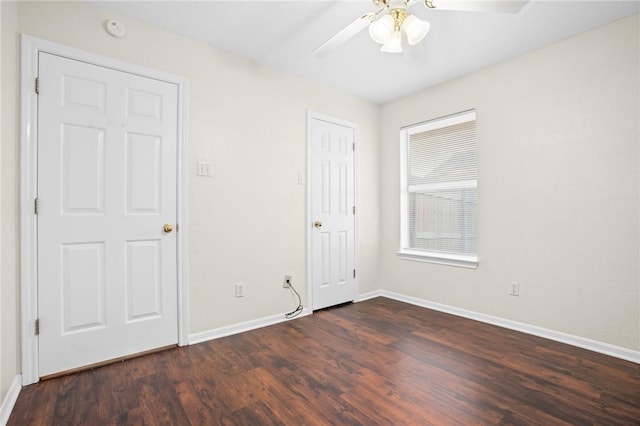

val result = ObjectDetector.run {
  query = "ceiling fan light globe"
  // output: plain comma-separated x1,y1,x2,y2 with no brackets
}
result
369,14,394,44
403,15,430,45
380,30,403,53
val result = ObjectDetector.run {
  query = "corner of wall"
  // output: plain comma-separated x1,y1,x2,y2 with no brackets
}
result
0,375,22,426
1,0,20,409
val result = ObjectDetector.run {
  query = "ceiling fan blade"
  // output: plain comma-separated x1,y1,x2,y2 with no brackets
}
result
426,0,529,13
313,12,376,57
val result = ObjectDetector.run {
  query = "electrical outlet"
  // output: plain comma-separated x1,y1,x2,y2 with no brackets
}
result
235,282,244,297
509,281,520,297
283,275,292,288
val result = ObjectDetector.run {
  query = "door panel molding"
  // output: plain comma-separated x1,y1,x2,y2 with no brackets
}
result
20,35,190,385
306,111,358,311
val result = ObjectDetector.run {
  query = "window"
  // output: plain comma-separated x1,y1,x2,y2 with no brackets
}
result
398,110,478,268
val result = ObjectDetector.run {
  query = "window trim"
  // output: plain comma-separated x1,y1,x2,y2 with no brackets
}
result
398,110,478,269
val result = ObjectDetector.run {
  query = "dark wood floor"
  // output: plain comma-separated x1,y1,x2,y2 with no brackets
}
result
9,297,640,425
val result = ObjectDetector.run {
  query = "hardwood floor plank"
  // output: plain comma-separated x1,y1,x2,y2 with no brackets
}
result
8,297,640,425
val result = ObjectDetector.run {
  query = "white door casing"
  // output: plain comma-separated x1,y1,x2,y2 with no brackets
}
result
20,36,189,384
37,52,179,376
308,112,357,310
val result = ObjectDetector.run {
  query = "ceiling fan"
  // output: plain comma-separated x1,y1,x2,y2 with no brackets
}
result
313,0,529,56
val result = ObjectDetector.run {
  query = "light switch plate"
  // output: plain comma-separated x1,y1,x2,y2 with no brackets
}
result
197,161,213,177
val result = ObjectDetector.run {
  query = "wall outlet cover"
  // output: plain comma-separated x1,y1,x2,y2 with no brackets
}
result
509,281,520,296
283,275,292,288
235,282,244,297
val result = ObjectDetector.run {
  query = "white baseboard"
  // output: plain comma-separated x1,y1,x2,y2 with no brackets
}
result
189,308,312,345
188,290,639,364
0,375,22,426
356,290,383,302
375,290,640,364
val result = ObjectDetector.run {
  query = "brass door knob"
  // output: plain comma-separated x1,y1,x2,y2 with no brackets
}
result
163,224,174,233
313,221,323,228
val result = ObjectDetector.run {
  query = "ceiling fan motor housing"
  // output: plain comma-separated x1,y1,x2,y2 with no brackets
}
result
372,0,390,8
389,0,410,10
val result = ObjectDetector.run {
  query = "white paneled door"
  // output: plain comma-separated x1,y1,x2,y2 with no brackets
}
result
309,116,356,310
37,52,179,376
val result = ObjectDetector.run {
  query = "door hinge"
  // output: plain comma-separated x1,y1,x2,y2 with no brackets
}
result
353,269,356,278
35,319,40,335
353,206,355,215
34,198,40,215
35,77,40,95
352,143,355,151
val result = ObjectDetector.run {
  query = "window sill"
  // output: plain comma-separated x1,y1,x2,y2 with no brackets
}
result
396,250,478,269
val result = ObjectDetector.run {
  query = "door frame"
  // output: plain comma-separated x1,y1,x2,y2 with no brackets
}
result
20,35,190,385
305,111,359,311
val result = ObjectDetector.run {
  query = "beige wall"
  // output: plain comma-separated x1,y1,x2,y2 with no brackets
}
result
1,0,20,405
379,14,640,350
0,0,381,402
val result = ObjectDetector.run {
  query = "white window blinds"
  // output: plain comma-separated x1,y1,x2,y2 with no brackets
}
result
399,110,478,268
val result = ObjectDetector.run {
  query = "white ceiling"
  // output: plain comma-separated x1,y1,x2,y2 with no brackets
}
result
91,0,640,104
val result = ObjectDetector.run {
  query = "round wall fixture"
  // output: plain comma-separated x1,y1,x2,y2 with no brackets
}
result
105,20,127,38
